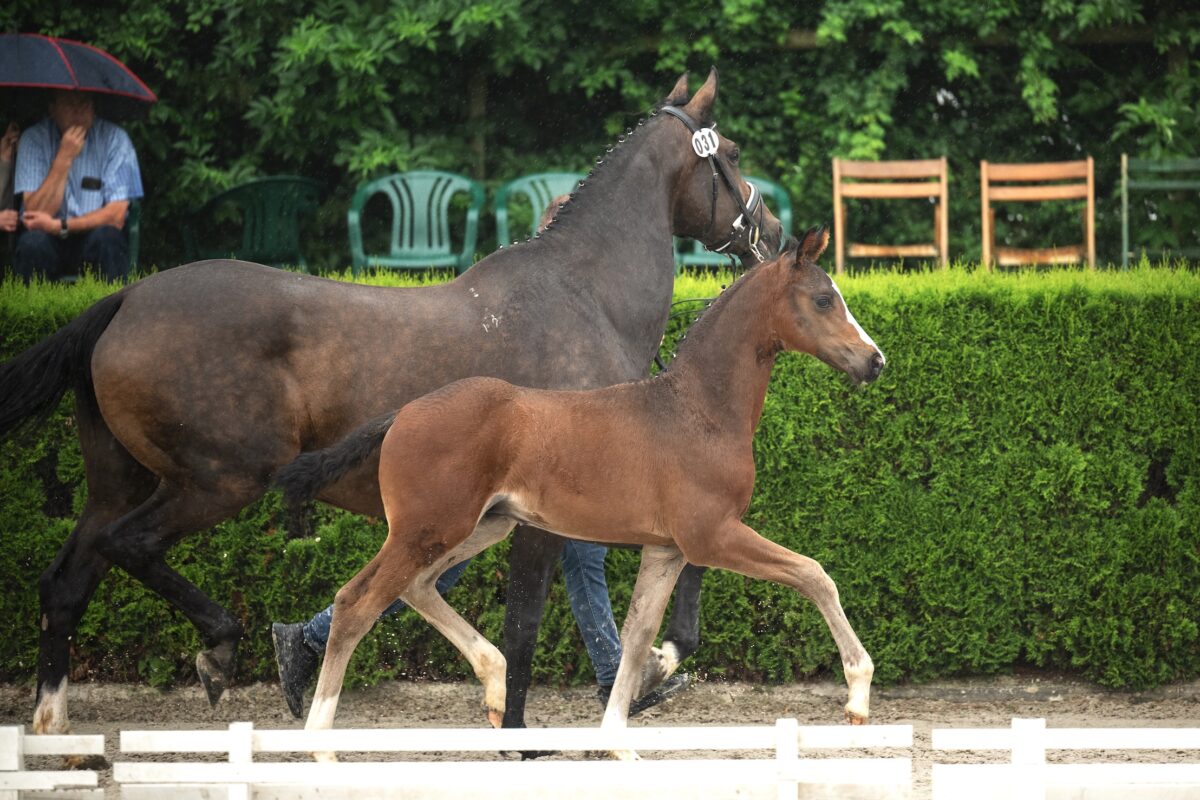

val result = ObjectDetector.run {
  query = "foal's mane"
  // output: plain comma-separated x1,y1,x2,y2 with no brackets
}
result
659,258,770,372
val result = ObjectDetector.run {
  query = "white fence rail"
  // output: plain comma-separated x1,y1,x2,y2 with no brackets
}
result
0,726,104,800
932,717,1200,800
114,720,913,800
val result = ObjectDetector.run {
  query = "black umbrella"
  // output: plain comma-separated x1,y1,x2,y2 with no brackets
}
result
0,33,157,122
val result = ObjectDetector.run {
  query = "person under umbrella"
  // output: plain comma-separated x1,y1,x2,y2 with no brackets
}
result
13,89,142,282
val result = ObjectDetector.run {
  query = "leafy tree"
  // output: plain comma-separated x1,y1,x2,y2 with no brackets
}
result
1,1,1195,269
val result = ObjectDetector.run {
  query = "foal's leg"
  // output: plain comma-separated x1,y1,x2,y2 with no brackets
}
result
401,517,516,728
305,516,515,758
650,563,707,691
689,522,873,723
601,545,686,760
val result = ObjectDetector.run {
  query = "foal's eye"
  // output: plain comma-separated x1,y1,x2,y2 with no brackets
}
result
815,295,832,309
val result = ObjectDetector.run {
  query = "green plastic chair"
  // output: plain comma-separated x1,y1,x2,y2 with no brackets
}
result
348,171,485,276
675,176,794,270
182,176,320,270
1121,154,1200,267
494,172,584,247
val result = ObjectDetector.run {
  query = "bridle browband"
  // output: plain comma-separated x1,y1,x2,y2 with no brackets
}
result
661,105,768,263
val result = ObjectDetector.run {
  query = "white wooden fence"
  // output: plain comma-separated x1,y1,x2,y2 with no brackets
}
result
114,720,913,800
932,717,1200,800
0,726,103,800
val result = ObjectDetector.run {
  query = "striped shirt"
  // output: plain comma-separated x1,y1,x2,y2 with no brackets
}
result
13,116,142,219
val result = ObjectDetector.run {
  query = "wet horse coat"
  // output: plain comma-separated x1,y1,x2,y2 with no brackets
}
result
0,69,781,735
279,228,884,755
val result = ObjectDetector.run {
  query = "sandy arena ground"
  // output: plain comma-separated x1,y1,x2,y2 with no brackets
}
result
3,674,1199,797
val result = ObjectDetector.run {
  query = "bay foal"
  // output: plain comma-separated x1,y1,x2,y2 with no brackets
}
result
279,227,884,754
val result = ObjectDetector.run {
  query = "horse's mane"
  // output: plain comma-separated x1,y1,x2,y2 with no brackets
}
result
494,100,684,254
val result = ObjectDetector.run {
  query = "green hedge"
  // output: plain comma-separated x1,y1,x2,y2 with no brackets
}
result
1,265,1197,691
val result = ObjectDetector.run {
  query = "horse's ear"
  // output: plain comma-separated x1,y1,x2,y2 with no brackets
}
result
665,73,690,106
684,66,719,125
797,225,830,263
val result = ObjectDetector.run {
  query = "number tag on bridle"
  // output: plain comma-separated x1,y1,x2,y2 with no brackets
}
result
691,128,719,158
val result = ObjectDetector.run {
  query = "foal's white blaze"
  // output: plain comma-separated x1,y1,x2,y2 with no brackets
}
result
830,279,885,362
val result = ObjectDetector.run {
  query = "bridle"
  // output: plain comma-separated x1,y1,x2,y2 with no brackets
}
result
661,105,768,264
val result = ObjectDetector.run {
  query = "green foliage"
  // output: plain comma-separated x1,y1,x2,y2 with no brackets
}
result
1,2,1197,272
1,265,1197,692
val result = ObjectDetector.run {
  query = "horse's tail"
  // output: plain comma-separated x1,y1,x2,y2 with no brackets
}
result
0,290,126,439
274,411,398,509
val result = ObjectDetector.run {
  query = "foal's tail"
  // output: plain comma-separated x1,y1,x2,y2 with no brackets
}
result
0,290,126,439
274,411,398,508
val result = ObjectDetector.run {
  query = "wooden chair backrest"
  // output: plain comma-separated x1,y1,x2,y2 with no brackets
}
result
980,158,1095,269
832,158,949,273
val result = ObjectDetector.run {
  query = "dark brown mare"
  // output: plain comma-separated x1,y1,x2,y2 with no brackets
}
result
0,69,781,736
274,228,883,759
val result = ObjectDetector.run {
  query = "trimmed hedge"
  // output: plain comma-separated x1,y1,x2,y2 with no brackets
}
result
1,265,1197,691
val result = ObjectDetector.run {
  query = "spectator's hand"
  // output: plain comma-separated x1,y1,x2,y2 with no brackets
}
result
58,125,87,162
0,122,17,164
21,209,58,235
0,209,17,233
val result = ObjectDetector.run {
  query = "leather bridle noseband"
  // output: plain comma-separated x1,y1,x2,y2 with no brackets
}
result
661,105,768,263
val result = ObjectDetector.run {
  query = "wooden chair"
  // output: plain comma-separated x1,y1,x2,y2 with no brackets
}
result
832,158,949,273
1121,154,1200,267
980,159,1095,269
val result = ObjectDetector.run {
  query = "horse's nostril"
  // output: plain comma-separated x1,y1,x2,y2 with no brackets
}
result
869,352,884,378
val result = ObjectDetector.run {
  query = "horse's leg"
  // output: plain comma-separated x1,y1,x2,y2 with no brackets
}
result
305,516,514,761
686,521,873,724
34,400,156,736
401,517,516,728
601,544,686,761
500,526,565,730
90,482,258,707
644,563,707,694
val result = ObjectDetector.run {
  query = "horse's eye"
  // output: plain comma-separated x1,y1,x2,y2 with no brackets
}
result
815,295,832,309
730,147,740,163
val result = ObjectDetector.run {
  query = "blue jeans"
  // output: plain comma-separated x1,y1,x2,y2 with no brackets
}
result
15,226,129,282
301,540,623,686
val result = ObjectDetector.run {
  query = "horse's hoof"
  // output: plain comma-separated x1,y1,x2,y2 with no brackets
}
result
487,709,503,728
196,649,232,708
65,754,109,771
845,709,869,726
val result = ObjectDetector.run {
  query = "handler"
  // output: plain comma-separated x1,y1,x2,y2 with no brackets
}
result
13,89,142,282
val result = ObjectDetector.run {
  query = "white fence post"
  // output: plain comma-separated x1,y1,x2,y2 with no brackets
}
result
775,717,798,800
0,726,23,800
227,721,253,800
1010,717,1047,800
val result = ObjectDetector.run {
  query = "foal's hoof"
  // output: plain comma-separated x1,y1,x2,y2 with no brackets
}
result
196,646,236,708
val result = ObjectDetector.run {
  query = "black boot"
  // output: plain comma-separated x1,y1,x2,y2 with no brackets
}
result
271,622,319,719
596,673,691,717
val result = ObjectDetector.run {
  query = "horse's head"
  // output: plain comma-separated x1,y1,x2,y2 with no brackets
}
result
774,227,885,385
661,69,784,267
